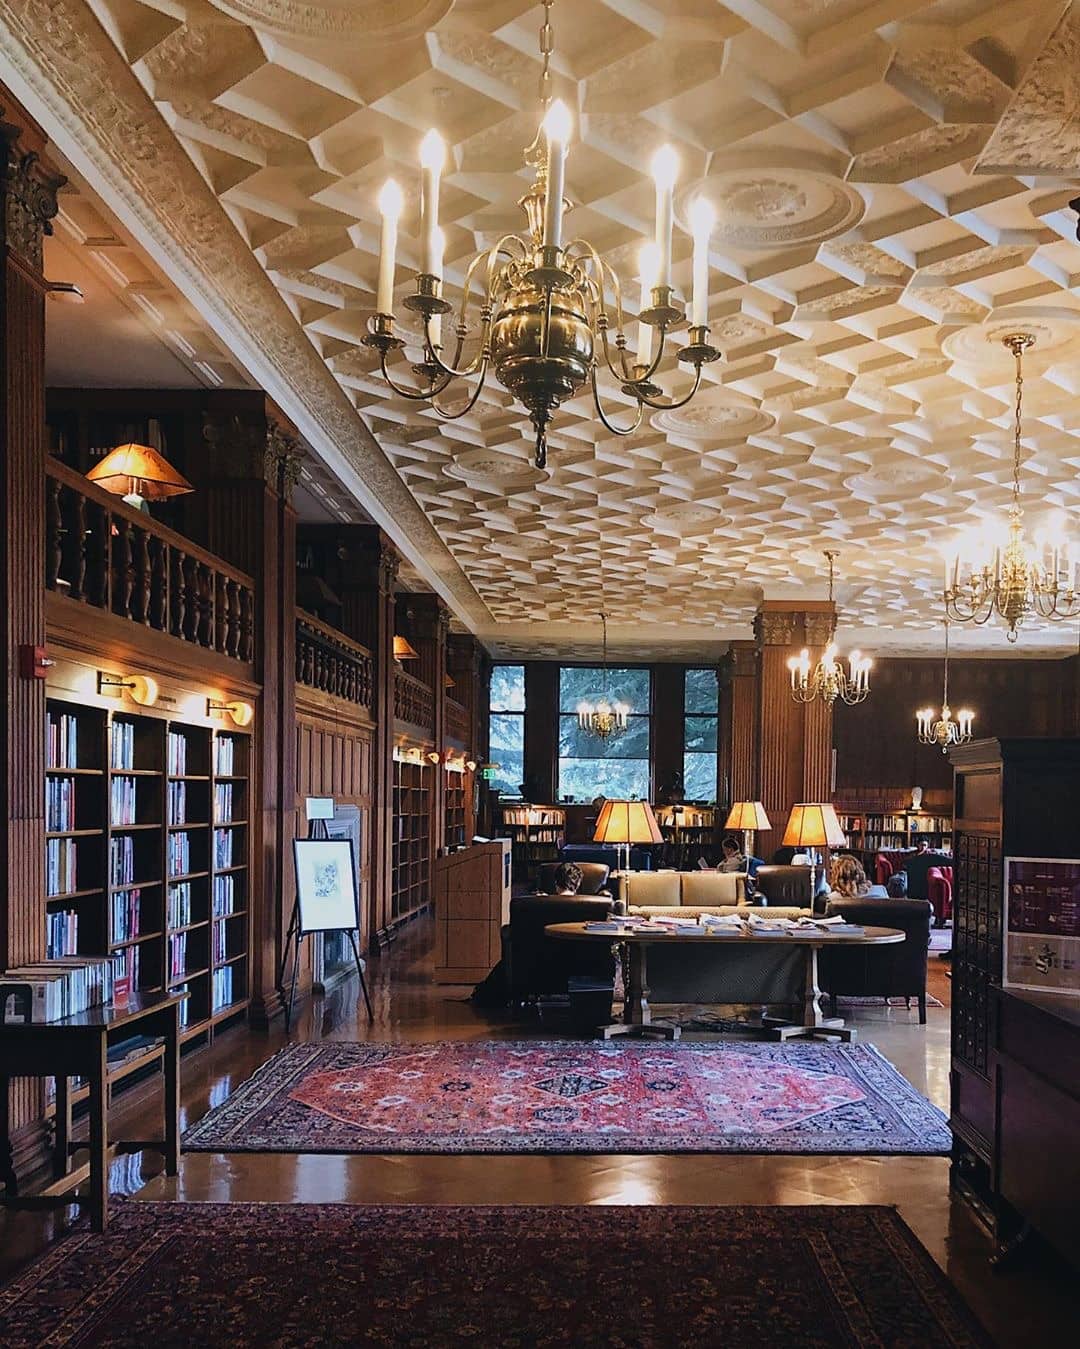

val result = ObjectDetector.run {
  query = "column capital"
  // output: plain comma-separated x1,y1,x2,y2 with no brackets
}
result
1,106,64,274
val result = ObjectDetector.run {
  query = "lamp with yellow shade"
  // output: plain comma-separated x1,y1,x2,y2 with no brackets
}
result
393,635,419,661
723,801,770,872
86,443,193,512
781,802,847,899
593,799,663,875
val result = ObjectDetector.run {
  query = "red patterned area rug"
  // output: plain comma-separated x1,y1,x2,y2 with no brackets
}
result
182,1039,950,1155
0,1202,990,1349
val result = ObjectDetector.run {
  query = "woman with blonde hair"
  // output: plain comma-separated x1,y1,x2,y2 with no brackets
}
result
828,853,872,899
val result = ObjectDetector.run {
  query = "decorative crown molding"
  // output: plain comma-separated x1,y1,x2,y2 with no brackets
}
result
754,611,796,647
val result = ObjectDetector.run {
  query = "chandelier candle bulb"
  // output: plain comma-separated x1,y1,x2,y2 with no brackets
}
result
376,179,404,316
637,243,660,366
542,99,572,251
429,228,445,349
651,145,678,291
419,130,446,277
688,197,714,328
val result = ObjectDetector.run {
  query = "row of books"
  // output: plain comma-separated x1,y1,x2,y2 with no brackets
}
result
46,711,81,769
213,965,235,1012
110,835,135,886
168,832,192,877
46,776,77,832
168,932,189,980
214,737,236,776
214,829,234,869
110,776,139,826
111,888,141,945
176,983,191,1029
46,908,79,959
1,957,114,1024
167,730,189,776
213,782,235,823
46,837,77,896
213,922,230,964
110,720,136,770
168,780,189,826
112,944,139,991
213,874,239,917
168,882,193,930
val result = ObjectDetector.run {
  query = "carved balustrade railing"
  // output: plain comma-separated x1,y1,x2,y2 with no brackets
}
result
46,460,255,662
446,696,470,746
295,610,374,711
394,667,434,731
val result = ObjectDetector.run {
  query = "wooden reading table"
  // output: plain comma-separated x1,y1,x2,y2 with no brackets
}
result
545,922,904,1042
0,991,186,1231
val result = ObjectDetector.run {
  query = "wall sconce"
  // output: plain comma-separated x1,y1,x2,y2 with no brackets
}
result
427,751,442,764
444,672,456,688
98,671,159,707
393,635,419,661
207,697,255,728
465,760,477,772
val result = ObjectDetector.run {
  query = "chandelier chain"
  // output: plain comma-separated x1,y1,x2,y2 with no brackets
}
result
942,618,950,708
538,1,554,109
1012,338,1023,503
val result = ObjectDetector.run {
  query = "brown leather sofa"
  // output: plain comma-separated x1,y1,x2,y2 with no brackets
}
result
506,894,615,1005
753,864,827,911
536,861,612,897
818,896,932,1023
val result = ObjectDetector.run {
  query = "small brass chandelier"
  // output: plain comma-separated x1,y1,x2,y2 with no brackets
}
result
944,332,1079,642
916,619,974,753
788,552,872,707
577,613,629,741
362,0,721,470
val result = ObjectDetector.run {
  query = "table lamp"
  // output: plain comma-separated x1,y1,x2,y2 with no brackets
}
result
723,801,771,870
781,802,847,899
593,799,663,874
86,442,193,511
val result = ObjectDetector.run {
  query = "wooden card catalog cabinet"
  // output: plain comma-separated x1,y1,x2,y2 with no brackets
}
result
433,840,511,984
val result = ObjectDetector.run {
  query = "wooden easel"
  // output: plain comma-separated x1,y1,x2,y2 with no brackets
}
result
278,815,373,1030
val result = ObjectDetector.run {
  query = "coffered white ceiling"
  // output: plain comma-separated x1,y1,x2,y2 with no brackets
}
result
4,0,1080,657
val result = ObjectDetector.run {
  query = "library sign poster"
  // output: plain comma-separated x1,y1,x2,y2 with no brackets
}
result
1003,856,1080,997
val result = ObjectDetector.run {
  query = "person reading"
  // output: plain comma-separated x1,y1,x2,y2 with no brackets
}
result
551,862,584,895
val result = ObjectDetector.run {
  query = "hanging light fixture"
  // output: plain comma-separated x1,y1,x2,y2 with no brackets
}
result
916,619,975,753
576,613,629,740
362,0,721,470
944,333,1079,642
788,551,872,707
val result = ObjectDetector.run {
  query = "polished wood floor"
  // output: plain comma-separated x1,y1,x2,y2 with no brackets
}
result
2,919,1075,1346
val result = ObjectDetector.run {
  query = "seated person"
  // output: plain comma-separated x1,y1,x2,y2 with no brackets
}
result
828,854,888,900
551,861,584,895
717,835,746,873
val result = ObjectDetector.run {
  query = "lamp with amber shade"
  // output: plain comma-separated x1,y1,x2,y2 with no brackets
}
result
723,801,771,872
86,443,193,512
593,799,663,875
781,802,847,900
393,635,419,661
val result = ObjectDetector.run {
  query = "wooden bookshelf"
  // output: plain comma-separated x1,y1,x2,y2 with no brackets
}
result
44,697,251,1045
654,804,715,868
835,808,953,858
392,759,430,922
444,771,467,851
498,806,565,880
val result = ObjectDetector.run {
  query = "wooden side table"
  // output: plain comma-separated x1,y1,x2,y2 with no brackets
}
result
0,991,186,1231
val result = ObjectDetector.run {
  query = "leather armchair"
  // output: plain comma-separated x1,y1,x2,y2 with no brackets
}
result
926,866,953,924
507,894,615,1004
754,865,818,911
536,861,611,897
818,897,932,1023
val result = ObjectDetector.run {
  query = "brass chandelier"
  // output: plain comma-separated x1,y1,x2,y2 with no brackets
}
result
916,619,974,753
576,613,629,741
362,0,721,470
944,332,1079,642
788,552,872,707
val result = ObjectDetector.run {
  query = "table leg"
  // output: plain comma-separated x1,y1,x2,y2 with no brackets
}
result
603,945,680,1041
54,1073,72,1180
767,946,856,1042
87,1037,108,1232
163,1003,181,1176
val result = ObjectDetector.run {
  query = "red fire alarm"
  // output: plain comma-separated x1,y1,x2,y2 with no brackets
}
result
18,645,53,679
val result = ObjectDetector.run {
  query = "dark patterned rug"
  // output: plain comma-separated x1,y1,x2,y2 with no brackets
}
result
0,1202,990,1348
182,1039,950,1155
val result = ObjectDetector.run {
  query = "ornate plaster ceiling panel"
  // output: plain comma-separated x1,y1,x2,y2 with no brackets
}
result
4,0,1080,657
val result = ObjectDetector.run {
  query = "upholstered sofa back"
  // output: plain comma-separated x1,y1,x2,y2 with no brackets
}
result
620,870,745,909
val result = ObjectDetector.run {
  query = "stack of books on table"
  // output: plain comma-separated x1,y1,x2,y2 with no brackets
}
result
0,957,114,1024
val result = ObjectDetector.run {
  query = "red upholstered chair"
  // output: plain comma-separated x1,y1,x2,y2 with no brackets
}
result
875,853,894,888
927,865,953,924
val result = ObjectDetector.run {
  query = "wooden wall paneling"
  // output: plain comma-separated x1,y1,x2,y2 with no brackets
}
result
523,662,559,802
406,593,449,869
719,641,758,809
652,663,684,802
0,93,63,1187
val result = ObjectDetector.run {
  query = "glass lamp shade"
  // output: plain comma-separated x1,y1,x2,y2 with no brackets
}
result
593,799,663,845
86,443,193,501
781,802,847,850
724,801,771,832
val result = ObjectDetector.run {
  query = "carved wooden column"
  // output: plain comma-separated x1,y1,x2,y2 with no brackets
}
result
753,602,834,859
334,527,398,949
652,664,685,802
193,401,301,1026
406,593,450,864
0,92,63,1186
448,634,484,839
718,641,759,809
